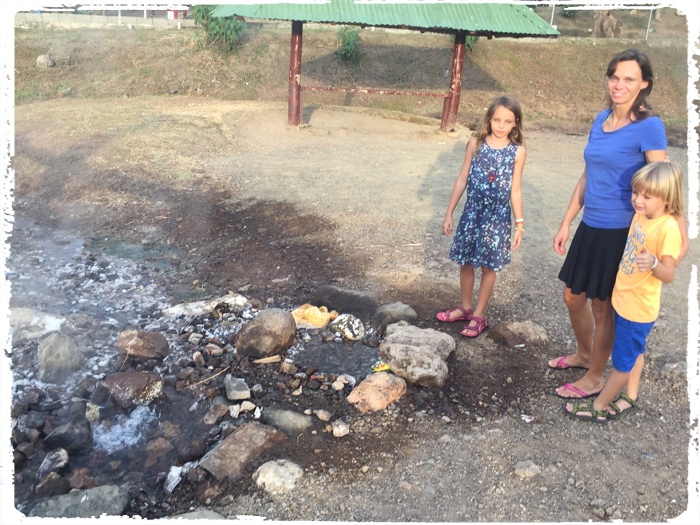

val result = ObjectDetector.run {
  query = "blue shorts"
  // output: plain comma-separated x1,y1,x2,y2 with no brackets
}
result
611,310,655,373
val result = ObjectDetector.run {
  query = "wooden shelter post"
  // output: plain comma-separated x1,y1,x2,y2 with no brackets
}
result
288,20,303,125
440,31,466,132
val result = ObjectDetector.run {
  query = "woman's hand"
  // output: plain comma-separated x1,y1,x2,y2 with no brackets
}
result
553,224,570,255
442,215,453,236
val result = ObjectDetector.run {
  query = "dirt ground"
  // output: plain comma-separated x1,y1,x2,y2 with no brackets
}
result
6,99,700,521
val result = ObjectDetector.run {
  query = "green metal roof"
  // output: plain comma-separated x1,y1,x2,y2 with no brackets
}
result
211,1,559,38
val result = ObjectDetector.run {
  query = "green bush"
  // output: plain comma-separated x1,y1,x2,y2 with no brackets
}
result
191,5,246,52
335,26,360,63
560,8,577,19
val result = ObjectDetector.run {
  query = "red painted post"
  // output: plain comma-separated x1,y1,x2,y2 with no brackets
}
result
288,20,303,126
440,31,466,132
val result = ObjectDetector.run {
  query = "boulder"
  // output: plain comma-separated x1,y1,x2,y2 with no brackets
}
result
116,330,169,359
103,371,163,409
313,285,378,319
28,484,131,518
346,372,407,412
199,422,286,482
235,308,296,358
371,302,418,333
253,459,304,495
37,332,85,383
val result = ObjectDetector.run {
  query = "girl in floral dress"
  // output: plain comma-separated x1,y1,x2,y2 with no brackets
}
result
436,96,527,337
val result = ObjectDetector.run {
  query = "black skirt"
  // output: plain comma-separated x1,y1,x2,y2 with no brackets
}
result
558,221,629,301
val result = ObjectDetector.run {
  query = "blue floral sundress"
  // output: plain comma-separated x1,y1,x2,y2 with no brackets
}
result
449,140,519,271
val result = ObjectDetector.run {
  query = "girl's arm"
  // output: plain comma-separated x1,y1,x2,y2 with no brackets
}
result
442,138,477,236
553,169,586,255
645,149,690,266
510,145,527,250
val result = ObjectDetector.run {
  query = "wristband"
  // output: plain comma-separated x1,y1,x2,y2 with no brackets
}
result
515,218,524,223
650,255,658,270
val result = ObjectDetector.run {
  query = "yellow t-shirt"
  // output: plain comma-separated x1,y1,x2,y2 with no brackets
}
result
612,213,681,323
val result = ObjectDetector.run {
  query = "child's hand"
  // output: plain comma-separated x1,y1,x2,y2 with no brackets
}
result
442,216,453,236
511,228,523,251
635,247,656,272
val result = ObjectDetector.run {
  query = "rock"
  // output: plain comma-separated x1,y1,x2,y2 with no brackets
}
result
313,409,332,422
347,372,407,412
235,308,296,358
10,307,65,344
145,437,174,469
332,420,350,437
165,509,227,520
28,484,131,517
328,313,365,341
162,292,249,318
513,460,542,478
204,404,230,425
116,330,169,359
36,54,55,68
37,448,69,480
37,332,86,383
198,422,286,482
35,472,71,498
487,320,548,348
66,468,97,490
260,407,314,434
380,322,456,387
103,371,163,408
43,420,91,453
224,376,250,401
371,302,418,333
253,459,304,495
313,285,379,319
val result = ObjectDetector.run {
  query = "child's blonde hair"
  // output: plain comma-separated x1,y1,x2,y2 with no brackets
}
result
474,95,523,156
631,161,684,217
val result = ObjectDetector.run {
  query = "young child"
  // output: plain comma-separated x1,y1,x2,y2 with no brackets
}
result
436,95,527,337
563,161,683,423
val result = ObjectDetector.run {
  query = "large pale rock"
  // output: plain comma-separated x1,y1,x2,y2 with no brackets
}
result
313,285,378,319
371,302,418,333
37,332,85,383
103,371,163,409
29,484,131,517
381,343,450,388
162,292,249,318
253,459,304,495
235,308,296,358
346,372,407,413
116,330,169,359
487,320,548,348
36,54,55,68
199,422,286,482
165,509,227,520
383,321,456,361
380,321,456,387
10,307,66,344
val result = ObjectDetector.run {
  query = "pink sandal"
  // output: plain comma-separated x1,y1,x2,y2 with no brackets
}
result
436,306,473,323
460,316,488,338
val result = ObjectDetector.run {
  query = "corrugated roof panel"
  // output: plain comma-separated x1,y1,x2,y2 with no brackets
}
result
211,1,559,37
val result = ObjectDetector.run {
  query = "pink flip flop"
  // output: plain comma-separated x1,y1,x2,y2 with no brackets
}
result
436,306,473,323
548,355,588,371
555,383,601,400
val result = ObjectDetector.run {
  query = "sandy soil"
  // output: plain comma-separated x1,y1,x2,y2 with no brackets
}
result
6,100,699,521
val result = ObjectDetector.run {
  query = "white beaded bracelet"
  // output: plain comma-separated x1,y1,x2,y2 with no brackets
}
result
515,218,524,223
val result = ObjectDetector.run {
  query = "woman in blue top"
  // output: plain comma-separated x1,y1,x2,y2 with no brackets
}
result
549,48,688,400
